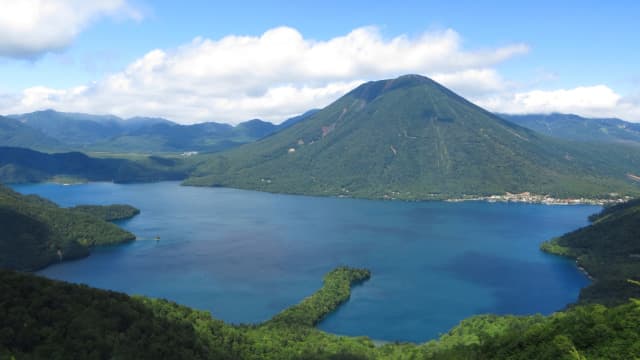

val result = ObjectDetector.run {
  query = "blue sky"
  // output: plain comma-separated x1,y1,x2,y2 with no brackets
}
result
1,0,638,123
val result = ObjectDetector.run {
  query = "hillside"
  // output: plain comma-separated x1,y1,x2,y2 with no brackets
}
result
91,119,279,153
68,204,140,221
3,109,297,154
0,116,66,151
7,110,145,146
186,74,640,199
0,146,192,183
500,113,640,144
542,198,640,305
0,184,137,271
1,267,638,359
276,109,320,129
2,182,639,358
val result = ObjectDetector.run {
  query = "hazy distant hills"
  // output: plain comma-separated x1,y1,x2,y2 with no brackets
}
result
7,110,171,146
2,109,310,153
500,113,640,145
0,146,191,183
186,74,640,199
0,115,66,151
2,77,640,199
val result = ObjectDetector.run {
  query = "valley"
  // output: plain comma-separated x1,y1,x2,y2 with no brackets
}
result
1,75,639,359
3,3,640,358
12,181,594,342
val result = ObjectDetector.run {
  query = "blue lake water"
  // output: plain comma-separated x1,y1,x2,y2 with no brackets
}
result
12,181,594,342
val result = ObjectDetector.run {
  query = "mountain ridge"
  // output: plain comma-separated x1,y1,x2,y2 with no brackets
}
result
3,109,299,153
500,112,640,144
185,74,640,199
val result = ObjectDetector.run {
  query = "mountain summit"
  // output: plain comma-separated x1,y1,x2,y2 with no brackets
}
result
186,75,640,199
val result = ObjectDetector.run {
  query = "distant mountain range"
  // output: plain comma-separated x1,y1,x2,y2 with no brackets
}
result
2,76,640,199
3,107,640,155
185,74,640,199
1,109,317,153
499,113,640,145
0,146,191,184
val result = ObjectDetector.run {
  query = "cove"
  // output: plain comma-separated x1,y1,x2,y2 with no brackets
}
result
12,181,594,342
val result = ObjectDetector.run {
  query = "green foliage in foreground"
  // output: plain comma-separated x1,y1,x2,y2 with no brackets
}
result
0,185,136,271
541,198,640,305
69,204,140,221
268,267,371,328
1,268,639,359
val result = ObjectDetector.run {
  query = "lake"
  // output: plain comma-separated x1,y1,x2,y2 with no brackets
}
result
12,181,594,342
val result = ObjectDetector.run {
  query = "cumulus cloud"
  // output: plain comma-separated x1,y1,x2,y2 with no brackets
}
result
432,69,512,97
476,85,640,121
0,0,141,58
0,26,529,123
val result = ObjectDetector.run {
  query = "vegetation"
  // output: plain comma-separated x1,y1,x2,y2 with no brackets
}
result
0,270,218,360
500,113,640,145
1,266,639,359
69,204,140,221
186,74,640,200
267,267,371,327
6,110,172,147
2,109,301,154
1,187,639,358
0,115,66,152
0,184,137,271
541,198,640,305
0,146,194,183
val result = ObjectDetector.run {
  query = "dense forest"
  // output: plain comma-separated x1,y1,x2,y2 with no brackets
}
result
185,75,640,200
542,198,640,305
1,197,639,358
1,266,638,359
0,109,317,154
69,204,140,221
1,164,639,358
0,146,194,184
0,184,138,271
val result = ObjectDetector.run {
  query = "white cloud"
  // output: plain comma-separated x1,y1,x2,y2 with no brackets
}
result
0,0,141,58
476,85,640,121
0,26,529,123
432,69,512,97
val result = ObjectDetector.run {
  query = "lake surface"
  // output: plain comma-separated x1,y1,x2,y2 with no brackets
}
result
12,182,594,342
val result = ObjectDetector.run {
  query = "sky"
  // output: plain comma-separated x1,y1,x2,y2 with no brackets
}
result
0,0,639,124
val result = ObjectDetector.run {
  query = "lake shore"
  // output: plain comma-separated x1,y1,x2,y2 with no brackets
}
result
445,192,632,206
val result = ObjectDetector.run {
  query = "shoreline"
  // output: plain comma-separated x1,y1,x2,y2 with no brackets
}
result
576,261,594,281
10,180,637,206
445,192,632,206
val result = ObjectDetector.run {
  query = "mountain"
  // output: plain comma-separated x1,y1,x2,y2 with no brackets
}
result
3,109,290,153
0,146,191,183
7,109,134,146
500,113,640,144
0,184,136,271
118,116,176,131
7,109,178,148
91,118,279,153
276,109,320,130
186,74,640,199
542,198,640,305
234,119,279,139
0,115,67,151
